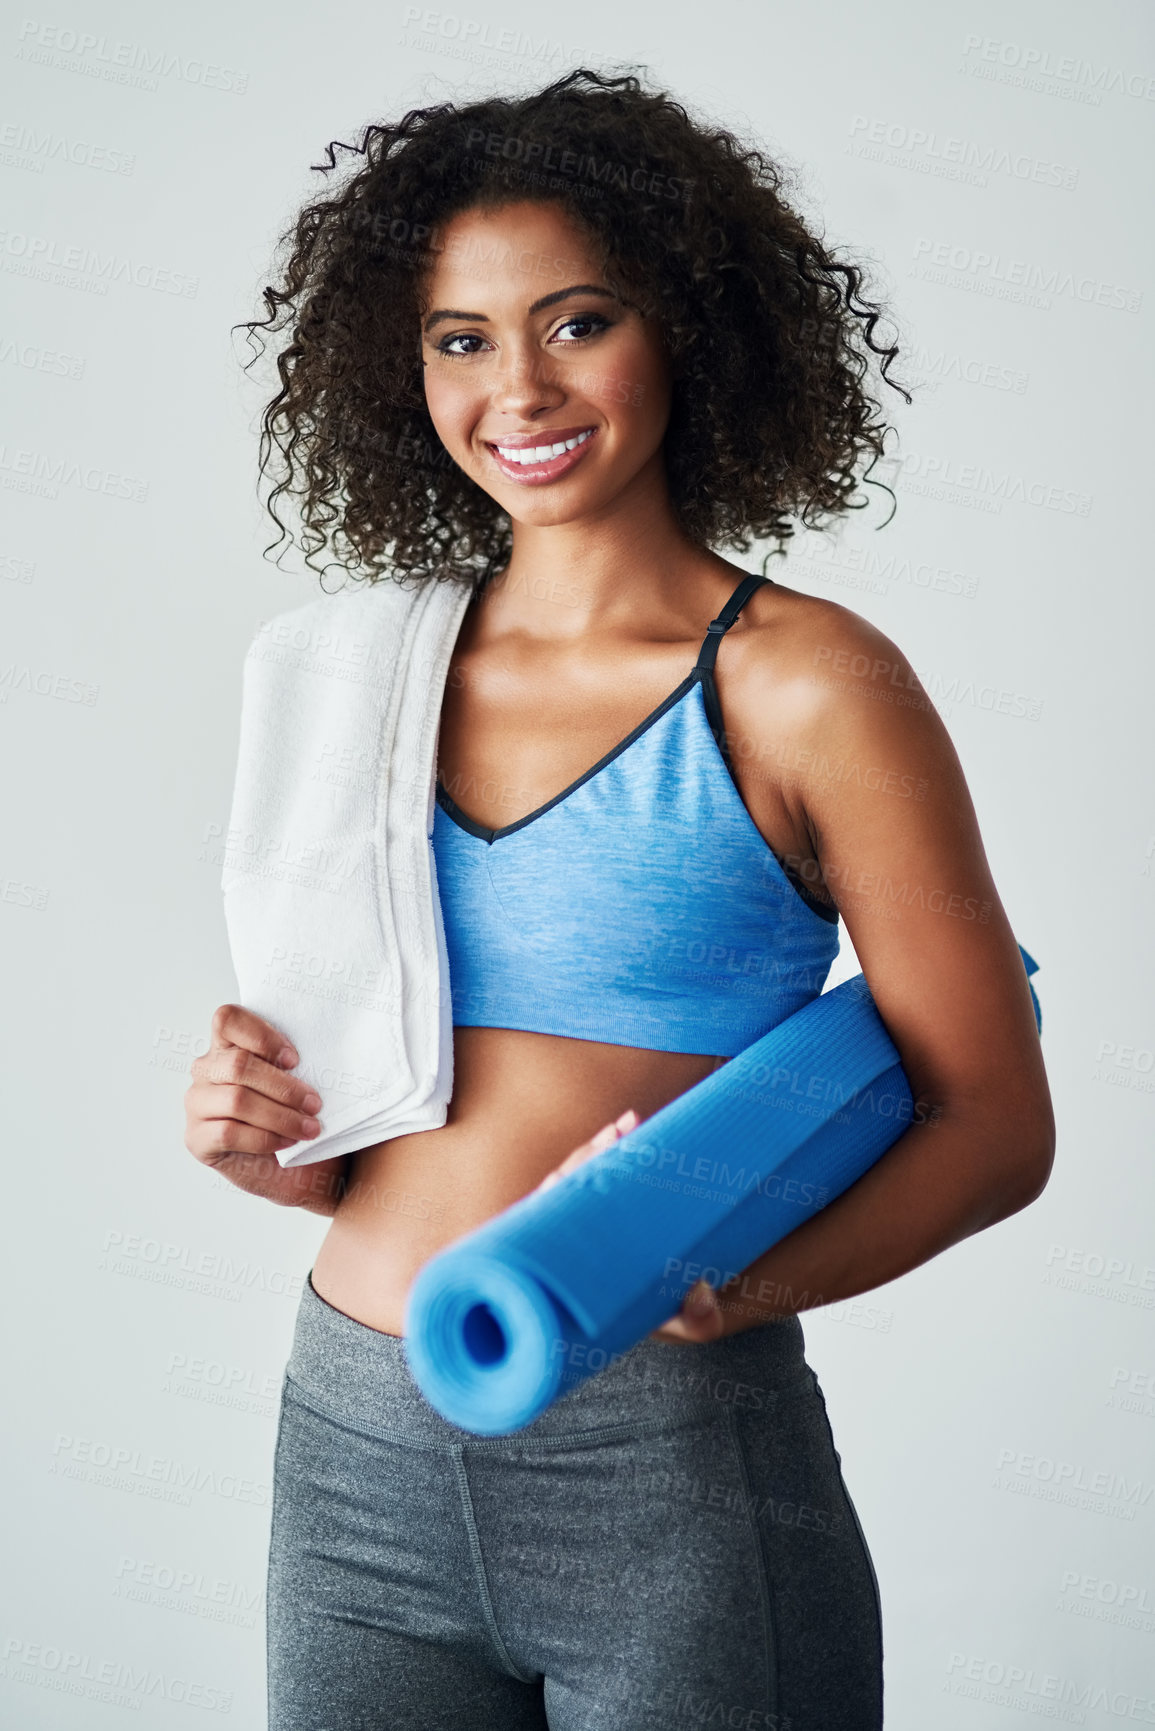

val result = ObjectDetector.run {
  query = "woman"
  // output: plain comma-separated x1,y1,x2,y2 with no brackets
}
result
186,69,1054,1730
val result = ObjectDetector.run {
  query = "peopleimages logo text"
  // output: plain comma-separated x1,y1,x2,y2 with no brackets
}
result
912,238,1141,313
961,34,1155,102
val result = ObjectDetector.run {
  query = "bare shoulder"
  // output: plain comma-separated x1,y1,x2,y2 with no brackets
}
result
727,576,1049,1150
732,575,924,718
720,571,976,870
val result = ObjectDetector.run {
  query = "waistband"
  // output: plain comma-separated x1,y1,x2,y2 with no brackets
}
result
285,1270,815,1448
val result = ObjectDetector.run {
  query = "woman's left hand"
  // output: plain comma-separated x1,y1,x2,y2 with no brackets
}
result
530,1108,728,1345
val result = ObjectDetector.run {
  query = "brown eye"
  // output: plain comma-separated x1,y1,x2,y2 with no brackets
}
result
435,332,491,358
550,313,612,343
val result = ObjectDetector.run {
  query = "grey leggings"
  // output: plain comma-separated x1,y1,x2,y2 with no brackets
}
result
266,1272,883,1730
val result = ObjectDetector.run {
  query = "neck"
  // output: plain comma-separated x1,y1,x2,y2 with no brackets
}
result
473,461,727,644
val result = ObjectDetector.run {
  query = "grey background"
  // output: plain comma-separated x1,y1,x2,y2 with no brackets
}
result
2,0,1152,1722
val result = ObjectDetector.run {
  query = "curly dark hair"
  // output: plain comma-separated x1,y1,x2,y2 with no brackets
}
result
236,66,912,591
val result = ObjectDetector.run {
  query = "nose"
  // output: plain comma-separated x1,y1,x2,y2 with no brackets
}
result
489,342,567,419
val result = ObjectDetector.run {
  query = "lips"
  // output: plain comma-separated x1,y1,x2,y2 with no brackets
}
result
486,424,597,451
484,426,599,485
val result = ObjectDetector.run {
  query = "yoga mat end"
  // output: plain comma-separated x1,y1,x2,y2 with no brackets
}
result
403,1249,569,1436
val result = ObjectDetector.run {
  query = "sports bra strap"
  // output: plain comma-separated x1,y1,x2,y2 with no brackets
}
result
694,573,771,674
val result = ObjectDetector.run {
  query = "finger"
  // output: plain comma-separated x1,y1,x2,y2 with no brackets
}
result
536,1121,618,1192
651,1318,693,1341
651,1305,724,1345
681,1279,725,1339
536,1108,640,1193
651,1279,724,1339
185,1078,321,1146
209,1003,300,1069
569,1107,640,1164
190,1045,322,1117
565,1118,622,1165
650,1307,702,1342
186,1119,302,1166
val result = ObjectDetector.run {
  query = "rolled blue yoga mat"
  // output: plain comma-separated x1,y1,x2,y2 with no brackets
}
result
404,945,1042,1436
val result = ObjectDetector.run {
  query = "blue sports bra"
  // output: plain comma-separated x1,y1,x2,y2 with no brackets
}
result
431,572,841,1056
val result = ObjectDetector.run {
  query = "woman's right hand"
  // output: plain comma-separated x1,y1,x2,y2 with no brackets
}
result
183,1005,347,1216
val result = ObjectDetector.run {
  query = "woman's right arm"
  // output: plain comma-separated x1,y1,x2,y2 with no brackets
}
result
183,1004,348,1216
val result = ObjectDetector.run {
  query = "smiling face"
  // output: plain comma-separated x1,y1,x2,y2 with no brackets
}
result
418,199,674,530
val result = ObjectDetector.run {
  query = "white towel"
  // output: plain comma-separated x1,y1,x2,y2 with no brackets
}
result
220,572,475,1166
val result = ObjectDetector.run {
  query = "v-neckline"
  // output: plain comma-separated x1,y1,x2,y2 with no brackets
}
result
435,669,703,844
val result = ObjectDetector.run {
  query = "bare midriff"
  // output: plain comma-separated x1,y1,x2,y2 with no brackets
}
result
308,1028,729,1336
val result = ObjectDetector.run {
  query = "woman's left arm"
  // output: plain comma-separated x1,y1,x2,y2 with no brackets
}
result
659,602,1056,1343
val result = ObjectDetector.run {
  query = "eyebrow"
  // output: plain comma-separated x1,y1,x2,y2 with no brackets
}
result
422,283,617,336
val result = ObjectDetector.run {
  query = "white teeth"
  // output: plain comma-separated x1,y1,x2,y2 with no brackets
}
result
494,428,594,466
